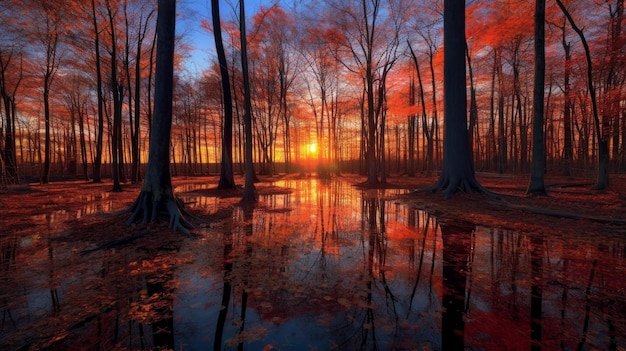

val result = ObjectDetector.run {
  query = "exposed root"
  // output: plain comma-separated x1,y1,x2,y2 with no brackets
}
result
416,174,501,200
126,191,194,236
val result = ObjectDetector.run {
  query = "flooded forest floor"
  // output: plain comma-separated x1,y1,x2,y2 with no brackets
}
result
3,172,625,238
1,172,625,349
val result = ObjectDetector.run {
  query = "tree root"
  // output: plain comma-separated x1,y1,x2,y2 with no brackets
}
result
126,191,195,236
416,174,500,200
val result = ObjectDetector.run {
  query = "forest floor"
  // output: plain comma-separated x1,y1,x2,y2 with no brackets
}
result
2,171,625,244
1,171,625,349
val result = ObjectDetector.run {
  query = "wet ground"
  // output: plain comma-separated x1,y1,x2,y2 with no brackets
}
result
1,177,625,350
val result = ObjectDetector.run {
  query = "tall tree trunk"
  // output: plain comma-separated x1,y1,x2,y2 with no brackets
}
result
42,74,52,184
78,104,90,181
496,50,507,173
126,0,192,234
407,41,429,175
240,0,257,202
488,50,498,170
108,2,123,192
212,0,236,189
92,0,105,183
364,0,378,185
421,0,486,198
527,0,547,195
561,20,574,176
0,50,21,183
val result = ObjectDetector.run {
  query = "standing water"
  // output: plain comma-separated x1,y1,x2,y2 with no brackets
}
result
1,178,625,350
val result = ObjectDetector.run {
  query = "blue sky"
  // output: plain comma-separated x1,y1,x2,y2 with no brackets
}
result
179,0,275,74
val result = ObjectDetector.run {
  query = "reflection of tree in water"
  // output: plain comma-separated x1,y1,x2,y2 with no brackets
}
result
214,209,234,350
530,234,543,351
215,205,256,349
440,222,473,350
47,219,61,314
179,179,626,350
406,211,438,316
1,235,18,330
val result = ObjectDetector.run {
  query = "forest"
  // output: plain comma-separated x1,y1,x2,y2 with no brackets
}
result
1,0,625,188
1,0,626,350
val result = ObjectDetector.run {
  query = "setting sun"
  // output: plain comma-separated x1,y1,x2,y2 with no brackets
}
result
308,143,317,154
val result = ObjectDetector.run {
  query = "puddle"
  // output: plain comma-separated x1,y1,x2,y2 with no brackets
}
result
1,179,625,350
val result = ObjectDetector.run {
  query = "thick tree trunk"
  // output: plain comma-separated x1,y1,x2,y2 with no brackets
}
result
422,0,486,198
126,0,192,234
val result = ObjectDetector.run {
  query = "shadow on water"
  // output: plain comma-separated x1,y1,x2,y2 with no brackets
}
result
1,178,625,350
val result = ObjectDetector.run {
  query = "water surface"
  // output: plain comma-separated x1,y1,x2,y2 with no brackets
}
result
1,178,624,350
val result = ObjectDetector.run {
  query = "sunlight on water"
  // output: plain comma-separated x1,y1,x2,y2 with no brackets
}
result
2,179,625,351
173,179,626,351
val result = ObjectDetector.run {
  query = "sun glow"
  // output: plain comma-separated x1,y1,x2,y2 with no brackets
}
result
308,143,317,154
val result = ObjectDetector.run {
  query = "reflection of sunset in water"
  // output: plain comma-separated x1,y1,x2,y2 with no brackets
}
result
2,179,625,350
175,179,626,350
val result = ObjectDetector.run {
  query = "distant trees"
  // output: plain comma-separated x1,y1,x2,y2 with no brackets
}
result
555,0,609,189
0,0,625,189
323,0,406,184
22,0,66,184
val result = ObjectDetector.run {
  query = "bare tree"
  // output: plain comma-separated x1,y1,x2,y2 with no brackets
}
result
240,0,257,202
0,48,23,183
212,0,236,189
556,0,608,190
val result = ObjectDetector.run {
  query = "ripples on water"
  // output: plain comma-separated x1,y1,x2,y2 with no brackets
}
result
1,178,625,350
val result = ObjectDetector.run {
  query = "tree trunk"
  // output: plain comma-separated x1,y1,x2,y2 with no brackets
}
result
0,51,20,183
108,4,123,192
556,0,608,189
561,20,573,176
78,105,90,181
213,0,236,190
423,0,486,198
42,76,51,184
527,0,546,195
92,0,105,183
240,0,257,202
126,0,192,234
